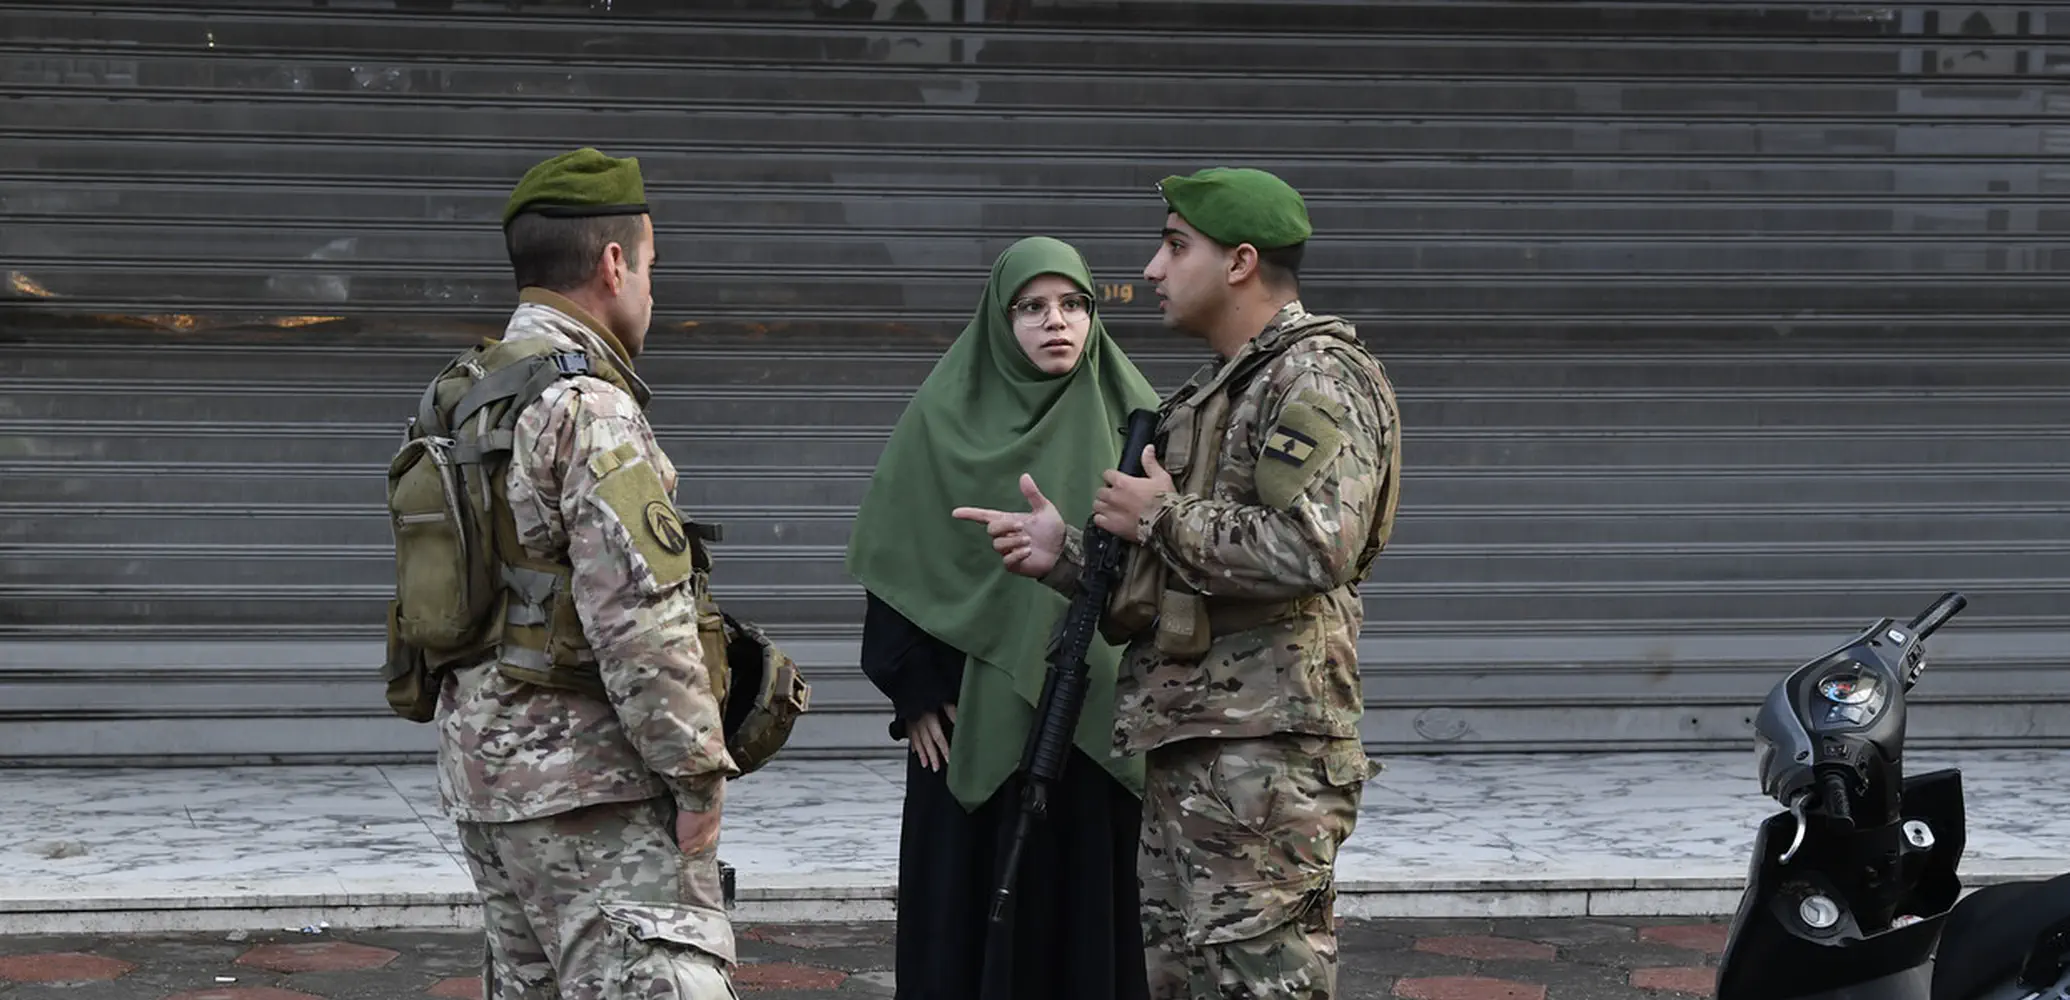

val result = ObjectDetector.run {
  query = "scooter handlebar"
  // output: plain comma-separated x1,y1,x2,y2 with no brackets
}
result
1905,591,1967,642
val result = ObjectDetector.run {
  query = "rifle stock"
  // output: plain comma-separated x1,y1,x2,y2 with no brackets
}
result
980,407,1160,989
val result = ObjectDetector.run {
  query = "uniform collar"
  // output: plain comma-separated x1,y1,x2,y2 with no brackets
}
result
512,287,652,406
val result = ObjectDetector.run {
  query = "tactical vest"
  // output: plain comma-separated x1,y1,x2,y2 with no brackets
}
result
380,333,808,776
1100,315,1402,658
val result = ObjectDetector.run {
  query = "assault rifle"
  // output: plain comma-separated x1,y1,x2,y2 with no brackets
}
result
981,406,1160,989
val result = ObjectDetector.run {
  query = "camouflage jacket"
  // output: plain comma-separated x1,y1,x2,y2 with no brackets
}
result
1043,301,1399,756
436,292,738,825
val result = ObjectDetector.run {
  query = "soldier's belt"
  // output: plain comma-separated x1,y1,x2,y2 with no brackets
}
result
1200,594,1317,635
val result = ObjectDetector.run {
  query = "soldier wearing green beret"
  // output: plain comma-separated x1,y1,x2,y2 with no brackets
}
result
386,147,780,999
957,166,1401,999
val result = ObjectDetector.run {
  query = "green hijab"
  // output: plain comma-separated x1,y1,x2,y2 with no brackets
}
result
845,236,1163,811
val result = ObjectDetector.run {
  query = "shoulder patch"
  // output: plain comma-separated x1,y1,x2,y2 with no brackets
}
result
590,446,694,592
1256,389,1346,509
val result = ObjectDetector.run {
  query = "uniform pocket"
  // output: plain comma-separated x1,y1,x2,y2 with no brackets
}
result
600,901,740,1000
1320,740,1378,789
1206,742,1284,839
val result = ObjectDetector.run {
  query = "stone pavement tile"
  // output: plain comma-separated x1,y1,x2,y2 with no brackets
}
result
1502,917,1638,948
0,983,150,1000
1506,957,1664,1000
1637,924,1729,956
1340,921,1481,985
324,929,481,979
1414,936,1558,962
1546,921,1732,976
235,943,400,975
0,936,107,960
76,936,251,973
0,953,136,984
0,930,479,1000
426,977,482,999
740,924,894,952
0,918,1729,1000
1631,966,1717,996
1338,974,1402,1000
0,935,278,1000
734,961,849,991
160,991,328,1000
1358,917,1500,942
243,931,476,1000
268,969,458,1000
735,921,894,986
843,969,896,995
1393,976,1547,1000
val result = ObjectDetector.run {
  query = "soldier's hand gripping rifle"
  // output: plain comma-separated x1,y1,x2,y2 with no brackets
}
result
981,407,1160,987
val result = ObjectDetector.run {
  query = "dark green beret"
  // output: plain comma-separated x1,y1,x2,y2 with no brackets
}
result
503,147,649,226
1156,167,1311,250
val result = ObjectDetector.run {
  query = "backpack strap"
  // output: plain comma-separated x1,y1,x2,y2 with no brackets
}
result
500,564,564,628
450,351,592,465
454,349,595,626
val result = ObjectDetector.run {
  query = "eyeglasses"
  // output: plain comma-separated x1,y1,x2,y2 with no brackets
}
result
1009,294,1093,323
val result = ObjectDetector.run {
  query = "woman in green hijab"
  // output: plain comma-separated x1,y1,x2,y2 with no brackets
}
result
846,236,1161,1000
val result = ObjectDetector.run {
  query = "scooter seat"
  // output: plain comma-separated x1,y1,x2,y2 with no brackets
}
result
1933,870,2070,1000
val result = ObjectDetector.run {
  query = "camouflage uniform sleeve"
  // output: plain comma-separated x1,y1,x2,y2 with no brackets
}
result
1143,351,1392,599
1038,525,1088,598
520,380,739,812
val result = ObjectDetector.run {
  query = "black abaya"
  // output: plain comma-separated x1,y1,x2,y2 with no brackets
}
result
860,592,1150,1000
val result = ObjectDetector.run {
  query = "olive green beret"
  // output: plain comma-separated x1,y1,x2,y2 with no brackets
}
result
1156,167,1311,250
503,147,649,226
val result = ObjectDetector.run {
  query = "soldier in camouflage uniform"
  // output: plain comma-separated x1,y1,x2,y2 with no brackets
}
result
956,167,1400,999
436,148,741,999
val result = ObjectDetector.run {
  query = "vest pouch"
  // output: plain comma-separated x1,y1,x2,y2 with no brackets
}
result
1101,544,1164,646
1153,587,1212,659
545,574,592,667
1105,382,1230,648
695,589,732,715
387,434,493,651
494,565,608,699
381,599,440,723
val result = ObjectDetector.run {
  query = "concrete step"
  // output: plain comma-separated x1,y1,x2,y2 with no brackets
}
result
11,464,2068,511
9,501,2067,550
0,45,1956,119
15,380,2070,431
4,180,2053,242
1,6,1922,76
11,92,2057,171
17,253,2070,322
7,576,2069,636
7,421,2067,471
11,536,2070,590
0,132,2010,208
24,219,2070,279
5,176,2053,241
17,341,2070,390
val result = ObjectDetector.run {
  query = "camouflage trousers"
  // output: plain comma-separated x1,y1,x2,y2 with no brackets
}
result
456,796,738,1000
1138,733,1373,1000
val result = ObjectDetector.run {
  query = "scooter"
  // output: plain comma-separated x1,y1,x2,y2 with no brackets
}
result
1714,591,2070,1000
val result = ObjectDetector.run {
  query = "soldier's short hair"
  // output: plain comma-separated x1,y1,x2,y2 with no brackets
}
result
1257,241,1304,292
503,213,648,293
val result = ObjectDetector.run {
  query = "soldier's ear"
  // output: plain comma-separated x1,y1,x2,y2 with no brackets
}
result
1225,243,1261,286
599,242,628,294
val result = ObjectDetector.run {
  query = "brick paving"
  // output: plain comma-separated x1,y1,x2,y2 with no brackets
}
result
0,916,1729,999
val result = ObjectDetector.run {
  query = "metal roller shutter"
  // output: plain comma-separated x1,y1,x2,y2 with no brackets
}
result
2,0,2065,763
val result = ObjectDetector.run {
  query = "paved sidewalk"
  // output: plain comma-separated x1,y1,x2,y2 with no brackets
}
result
4,750,2064,932
0,917,1734,999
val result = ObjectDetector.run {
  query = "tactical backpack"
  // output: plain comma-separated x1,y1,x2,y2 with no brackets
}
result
380,335,809,776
